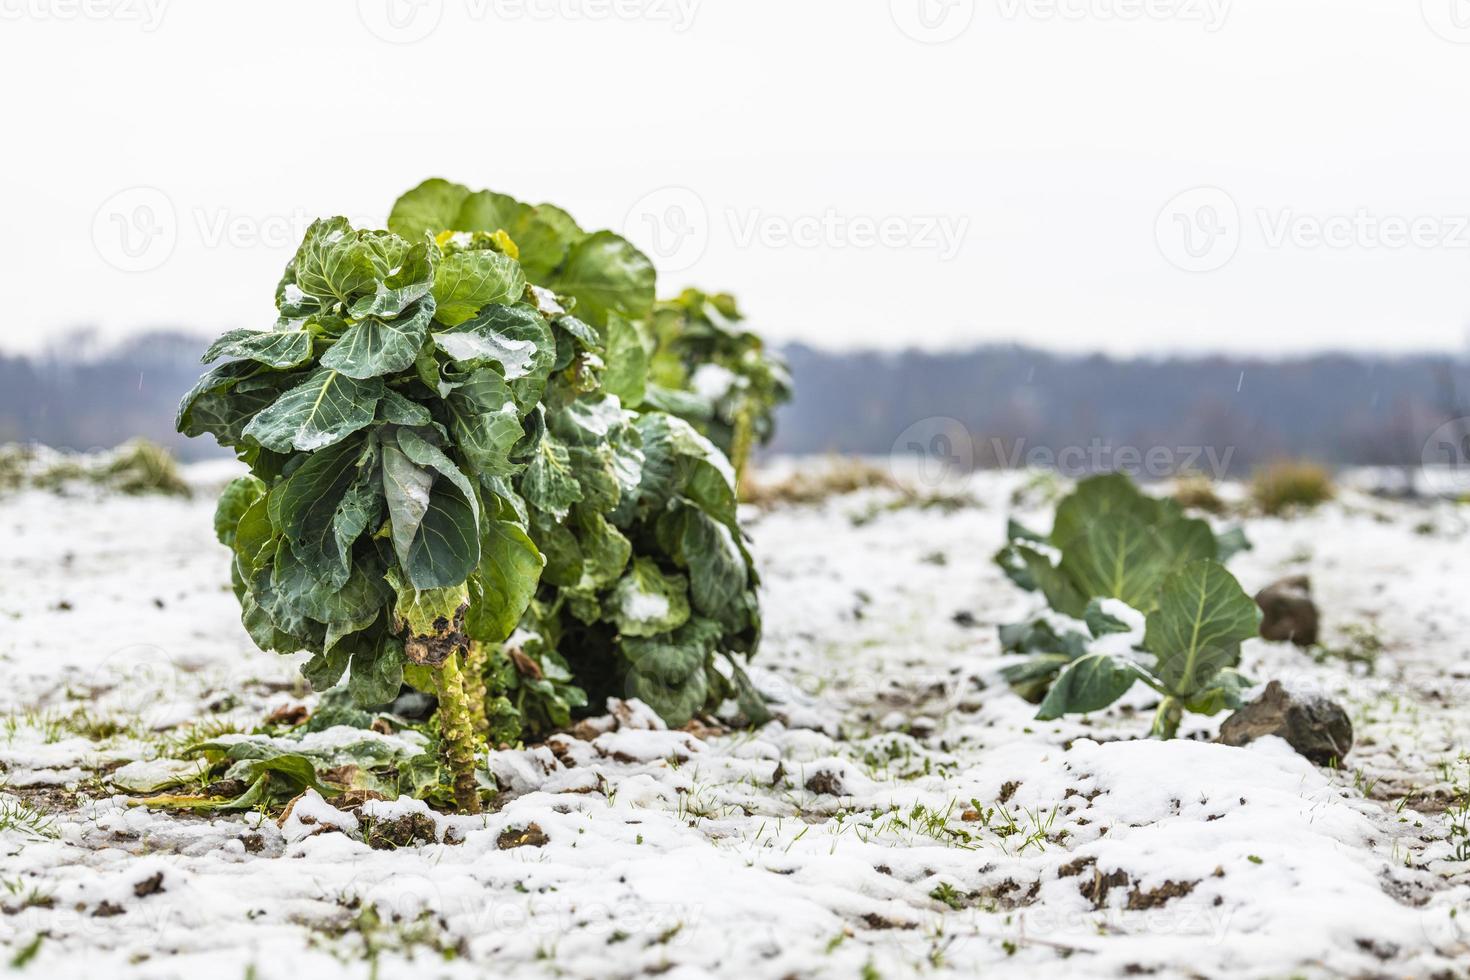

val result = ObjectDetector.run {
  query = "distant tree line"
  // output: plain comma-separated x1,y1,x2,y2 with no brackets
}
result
2,330,1466,477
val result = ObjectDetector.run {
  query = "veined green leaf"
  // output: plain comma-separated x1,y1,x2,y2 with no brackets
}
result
1050,473,1160,548
202,329,313,369
243,368,383,453
384,428,480,589
547,231,655,327
602,314,648,406
214,476,264,547
432,250,527,327
446,368,523,479
321,297,436,380
347,242,434,319
432,304,554,381
276,434,372,587
387,178,472,241
1058,514,1173,612
522,435,583,520
1035,653,1145,721
465,518,544,644
1144,560,1262,700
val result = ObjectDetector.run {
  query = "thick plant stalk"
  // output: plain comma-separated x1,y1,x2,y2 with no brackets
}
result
1151,696,1184,740
434,653,482,814
462,641,489,737
730,403,755,488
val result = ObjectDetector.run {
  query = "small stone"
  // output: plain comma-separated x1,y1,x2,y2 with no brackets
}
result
1218,680,1353,766
1255,575,1319,646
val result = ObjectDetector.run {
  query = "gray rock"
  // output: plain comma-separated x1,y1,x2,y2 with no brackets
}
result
1218,680,1352,766
1255,574,1319,646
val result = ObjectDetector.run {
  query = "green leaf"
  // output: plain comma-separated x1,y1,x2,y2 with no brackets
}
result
1035,653,1144,721
602,314,648,406
522,435,583,521
1144,560,1262,700
242,368,384,453
214,476,264,547
349,636,407,706
1156,514,1219,568
432,250,527,327
1083,599,1132,638
276,434,372,586
1185,668,1253,715
515,205,583,281
465,519,544,644
381,428,480,589
572,509,631,590
202,329,313,369
1050,473,1159,548
1059,515,1173,612
1012,545,1087,619
620,617,721,726
608,558,690,637
432,304,554,381
547,231,655,326
678,506,748,627
320,297,436,380
1214,527,1252,563
347,242,434,319
387,178,471,240
445,368,524,478
176,359,257,437
292,219,410,307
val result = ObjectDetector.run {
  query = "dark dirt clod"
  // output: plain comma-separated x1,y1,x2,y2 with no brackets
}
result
999,780,1021,804
133,872,165,898
804,770,846,796
1126,879,1198,910
92,901,126,917
365,813,440,850
498,823,550,849
1079,867,1131,908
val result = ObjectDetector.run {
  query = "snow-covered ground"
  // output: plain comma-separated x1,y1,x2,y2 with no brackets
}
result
1,461,1469,979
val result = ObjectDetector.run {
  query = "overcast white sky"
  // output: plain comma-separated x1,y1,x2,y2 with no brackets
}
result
3,0,1470,356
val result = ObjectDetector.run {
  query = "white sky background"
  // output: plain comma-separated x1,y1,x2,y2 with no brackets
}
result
3,0,1470,356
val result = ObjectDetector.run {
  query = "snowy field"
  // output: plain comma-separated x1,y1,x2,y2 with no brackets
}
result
2,461,1469,979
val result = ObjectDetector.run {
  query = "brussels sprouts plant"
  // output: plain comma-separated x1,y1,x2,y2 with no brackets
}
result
181,180,770,811
641,289,792,479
